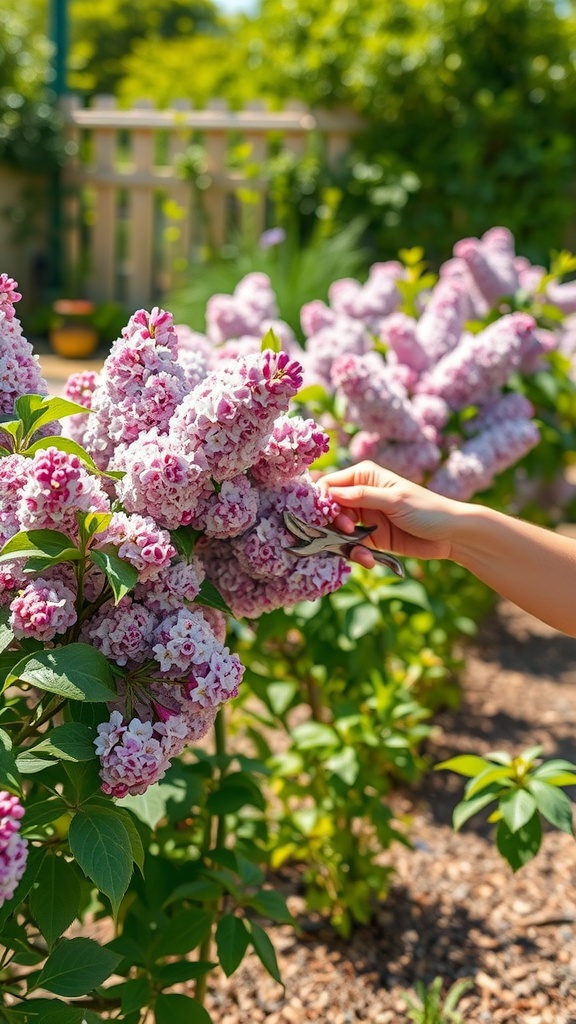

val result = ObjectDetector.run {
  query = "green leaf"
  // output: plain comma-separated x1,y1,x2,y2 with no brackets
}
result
170,525,202,559
0,607,14,654
113,806,145,874
435,755,493,777
205,782,263,815
154,994,213,1024
260,327,281,353
6,644,117,701
6,1001,87,1024
465,765,514,798
247,889,294,924
68,806,134,914
20,797,69,833
90,546,139,604
163,880,224,907
25,437,101,477
17,395,88,435
0,846,45,929
0,728,20,794
0,529,81,566
195,579,232,614
29,854,82,949
295,383,328,406
15,751,57,774
248,920,282,984
500,788,538,834
119,976,153,1015
152,909,213,959
32,937,122,997
62,758,102,803
452,790,499,831
528,779,575,835
28,723,97,762
215,914,249,976
153,960,216,986
291,721,339,750
518,744,544,765
496,814,542,872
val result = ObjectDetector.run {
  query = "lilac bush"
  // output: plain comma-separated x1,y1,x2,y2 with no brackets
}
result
0,277,349,813
176,229,576,503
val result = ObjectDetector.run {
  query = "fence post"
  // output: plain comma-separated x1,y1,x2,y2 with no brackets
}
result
88,96,118,302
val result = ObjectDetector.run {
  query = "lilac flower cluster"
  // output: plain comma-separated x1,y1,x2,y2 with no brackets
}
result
56,292,349,794
0,791,28,907
0,273,48,420
0,273,349,799
290,227,566,498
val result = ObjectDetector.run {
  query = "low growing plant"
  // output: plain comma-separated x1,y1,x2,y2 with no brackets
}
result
436,746,576,871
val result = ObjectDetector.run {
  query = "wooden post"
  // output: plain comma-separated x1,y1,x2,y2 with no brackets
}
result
88,96,117,302
202,99,229,256
126,101,155,309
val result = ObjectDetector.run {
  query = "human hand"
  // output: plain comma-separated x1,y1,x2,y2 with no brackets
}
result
321,461,460,568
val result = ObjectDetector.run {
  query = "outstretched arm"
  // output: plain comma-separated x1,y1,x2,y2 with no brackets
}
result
322,461,576,638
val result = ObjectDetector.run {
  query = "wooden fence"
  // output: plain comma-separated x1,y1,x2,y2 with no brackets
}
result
60,96,364,310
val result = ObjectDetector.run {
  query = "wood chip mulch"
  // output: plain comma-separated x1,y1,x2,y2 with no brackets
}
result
206,601,576,1024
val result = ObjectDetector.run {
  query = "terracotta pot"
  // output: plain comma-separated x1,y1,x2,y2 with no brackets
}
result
49,299,99,358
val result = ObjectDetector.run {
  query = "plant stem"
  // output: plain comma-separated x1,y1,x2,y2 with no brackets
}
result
196,707,228,1006
13,696,66,745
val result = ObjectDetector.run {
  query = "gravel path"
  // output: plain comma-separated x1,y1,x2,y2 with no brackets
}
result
206,602,576,1024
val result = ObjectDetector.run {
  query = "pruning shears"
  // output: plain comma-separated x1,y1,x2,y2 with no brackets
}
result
282,510,405,577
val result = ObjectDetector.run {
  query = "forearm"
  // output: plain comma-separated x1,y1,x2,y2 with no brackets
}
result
449,505,576,637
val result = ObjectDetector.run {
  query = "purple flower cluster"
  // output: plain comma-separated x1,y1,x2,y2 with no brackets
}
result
0,273,48,421
0,791,28,907
0,274,351,799
291,227,561,497
36,294,348,795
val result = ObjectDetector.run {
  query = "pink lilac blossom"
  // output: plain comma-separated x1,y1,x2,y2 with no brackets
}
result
0,791,28,906
302,317,371,387
95,713,176,797
463,392,535,434
0,274,48,416
0,454,29,545
152,606,220,674
250,414,329,484
101,512,175,582
545,279,576,315
135,558,205,614
200,474,348,619
169,350,303,481
328,263,401,330
0,561,27,606
415,278,469,364
18,447,110,536
115,430,211,530
438,257,490,321
415,313,537,411
300,300,337,337
429,417,540,501
199,475,259,538
349,432,441,484
9,577,77,642
206,273,278,344
81,596,157,666
62,370,99,446
453,227,520,307
331,352,423,441
514,256,545,296
82,308,187,466
379,312,429,373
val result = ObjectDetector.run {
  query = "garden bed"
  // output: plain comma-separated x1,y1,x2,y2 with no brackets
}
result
203,601,576,1024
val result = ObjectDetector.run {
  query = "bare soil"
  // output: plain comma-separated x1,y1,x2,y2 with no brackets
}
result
206,602,576,1024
